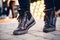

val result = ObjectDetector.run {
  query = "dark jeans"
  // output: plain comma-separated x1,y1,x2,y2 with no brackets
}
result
44,0,60,11
18,0,30,13
55,0,60,11
18,0,31,20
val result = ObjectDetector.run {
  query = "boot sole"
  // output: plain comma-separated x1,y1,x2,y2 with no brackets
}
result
43,28,56,33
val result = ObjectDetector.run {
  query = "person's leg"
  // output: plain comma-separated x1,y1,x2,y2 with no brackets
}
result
13,0,35,35
6,7,10,16
43,0,56,33
10,4,15,18
10,1,17,18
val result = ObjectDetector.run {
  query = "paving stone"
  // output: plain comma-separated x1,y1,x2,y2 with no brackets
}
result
50,31,60,36
0,17,60,40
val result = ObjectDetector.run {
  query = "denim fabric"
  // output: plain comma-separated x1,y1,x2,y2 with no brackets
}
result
44,0,60,11
18,0,30,12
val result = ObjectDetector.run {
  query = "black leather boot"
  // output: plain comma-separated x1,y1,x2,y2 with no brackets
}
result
13,0,35,35
13,11,35,35
43,9,56,33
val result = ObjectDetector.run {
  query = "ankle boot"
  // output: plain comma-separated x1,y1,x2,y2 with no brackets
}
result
43,9,56,33
13,11,35,35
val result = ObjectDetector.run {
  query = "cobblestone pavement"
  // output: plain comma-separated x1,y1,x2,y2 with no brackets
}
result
0,17,60,40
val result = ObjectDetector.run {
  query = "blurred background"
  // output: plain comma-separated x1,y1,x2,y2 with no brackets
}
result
0,0,60,23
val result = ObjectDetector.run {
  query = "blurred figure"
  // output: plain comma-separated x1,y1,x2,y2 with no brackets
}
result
3,0,17,18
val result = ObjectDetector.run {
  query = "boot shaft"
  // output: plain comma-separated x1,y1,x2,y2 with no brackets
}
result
44,8,56,27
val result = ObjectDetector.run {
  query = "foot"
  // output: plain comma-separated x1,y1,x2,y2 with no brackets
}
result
13,17,35,35
13,20,35,35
